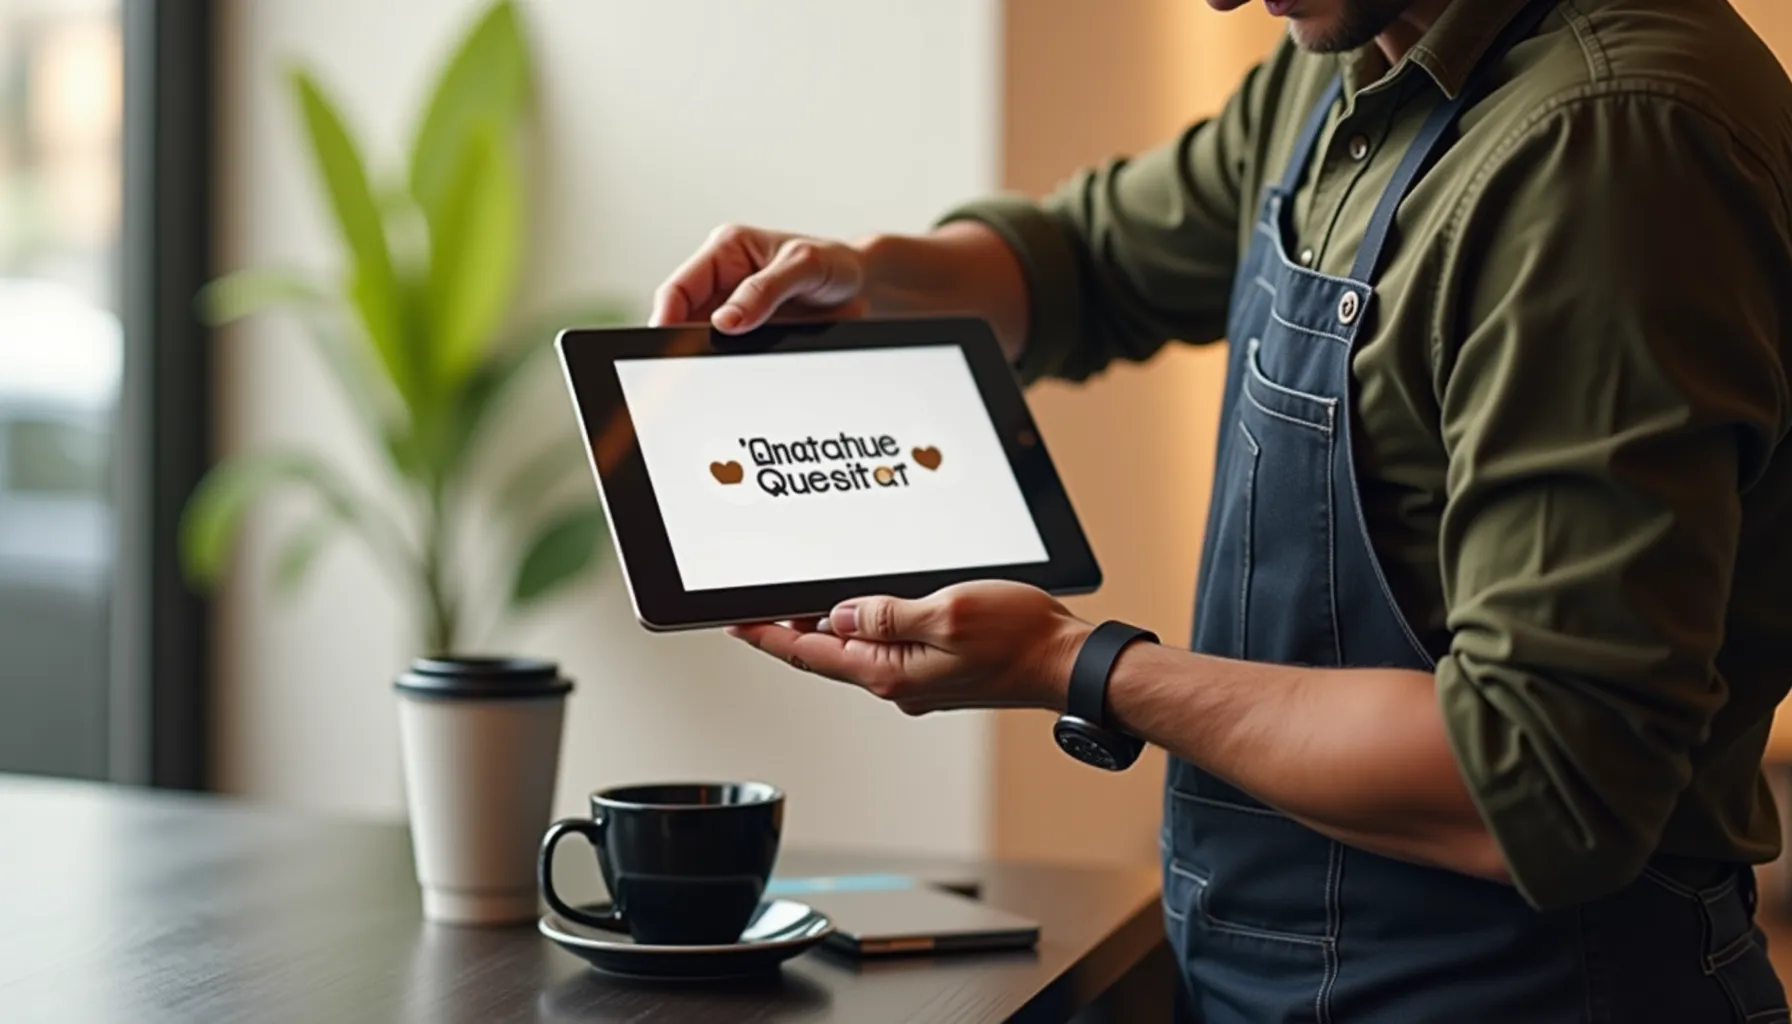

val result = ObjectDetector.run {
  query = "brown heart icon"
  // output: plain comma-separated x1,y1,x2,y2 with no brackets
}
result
912,446,942,471
710,460,744,484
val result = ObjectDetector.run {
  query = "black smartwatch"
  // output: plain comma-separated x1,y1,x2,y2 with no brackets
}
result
1053,620,1155,771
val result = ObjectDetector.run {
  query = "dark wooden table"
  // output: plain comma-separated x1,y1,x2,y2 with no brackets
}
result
0,775,1172,1023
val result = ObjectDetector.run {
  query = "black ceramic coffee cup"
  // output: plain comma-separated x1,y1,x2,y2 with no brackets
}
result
537,782,783,945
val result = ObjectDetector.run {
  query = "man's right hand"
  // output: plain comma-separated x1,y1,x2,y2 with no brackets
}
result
650,225,870,333
648,218,1033,362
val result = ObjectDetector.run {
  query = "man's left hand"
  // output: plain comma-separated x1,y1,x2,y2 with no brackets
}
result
726,581,1093,715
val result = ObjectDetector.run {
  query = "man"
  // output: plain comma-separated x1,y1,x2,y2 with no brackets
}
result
652,0,1792,1019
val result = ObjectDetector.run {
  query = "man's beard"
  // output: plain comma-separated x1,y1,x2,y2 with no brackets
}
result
1293,0,1416,53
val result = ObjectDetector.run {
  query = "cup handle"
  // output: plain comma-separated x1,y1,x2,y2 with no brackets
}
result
538,815,628,933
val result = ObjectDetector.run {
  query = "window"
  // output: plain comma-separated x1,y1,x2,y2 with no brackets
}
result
0,0,123,781
0,0,209,788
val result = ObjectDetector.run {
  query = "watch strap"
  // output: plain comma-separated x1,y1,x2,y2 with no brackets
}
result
1067,621,1157,729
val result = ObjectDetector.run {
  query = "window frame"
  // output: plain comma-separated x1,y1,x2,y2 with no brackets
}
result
112,0,213,790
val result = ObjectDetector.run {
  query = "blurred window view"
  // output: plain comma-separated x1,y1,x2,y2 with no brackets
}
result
0,0,123,780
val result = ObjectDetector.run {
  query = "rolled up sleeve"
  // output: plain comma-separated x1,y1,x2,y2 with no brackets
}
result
1433,92,1790,910
934,52,1278,386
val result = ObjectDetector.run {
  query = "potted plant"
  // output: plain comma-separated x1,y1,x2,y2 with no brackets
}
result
181,0,622,925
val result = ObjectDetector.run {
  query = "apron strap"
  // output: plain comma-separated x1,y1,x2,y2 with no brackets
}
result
1349,0,1562,284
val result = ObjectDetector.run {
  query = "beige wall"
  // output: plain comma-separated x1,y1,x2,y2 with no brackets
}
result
991,0,1283,866
213,0,1004,858
1736,0,1792,66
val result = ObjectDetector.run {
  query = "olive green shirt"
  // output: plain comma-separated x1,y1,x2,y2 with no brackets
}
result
944,0,1792,911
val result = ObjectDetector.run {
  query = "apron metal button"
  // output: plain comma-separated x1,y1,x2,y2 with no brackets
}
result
1337,290,1361,325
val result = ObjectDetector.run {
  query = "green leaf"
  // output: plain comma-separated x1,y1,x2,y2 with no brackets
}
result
272,512,341,596
179,449,410,591
198,269,414,481
182,450,343,588
409,0,530,217
290,68,414,406
196,268,329,326
510,504,605,607
425,117,521,392
497,437,590,516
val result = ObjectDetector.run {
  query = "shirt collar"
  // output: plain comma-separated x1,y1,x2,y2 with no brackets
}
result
1338,0,1537,101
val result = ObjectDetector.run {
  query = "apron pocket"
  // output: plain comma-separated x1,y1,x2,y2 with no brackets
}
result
1165,854,1335,1022
1636,867,1790,1022
1233,335,1341,668
1165,785,1339,943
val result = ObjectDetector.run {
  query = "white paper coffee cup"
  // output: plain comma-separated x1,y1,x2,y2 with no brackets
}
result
394,657,572,925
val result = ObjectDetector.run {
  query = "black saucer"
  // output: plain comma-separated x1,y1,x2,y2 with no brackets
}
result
539,899,834,981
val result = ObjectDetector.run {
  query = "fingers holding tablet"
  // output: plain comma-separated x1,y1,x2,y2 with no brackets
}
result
650,225,868,332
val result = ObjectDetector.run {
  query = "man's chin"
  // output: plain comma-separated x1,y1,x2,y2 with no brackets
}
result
1286,20,1338,52
1285,12,1378,54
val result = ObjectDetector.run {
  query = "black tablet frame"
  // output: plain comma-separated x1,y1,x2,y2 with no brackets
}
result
555,316,1101,631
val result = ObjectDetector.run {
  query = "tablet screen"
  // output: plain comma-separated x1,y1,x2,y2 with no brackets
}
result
614,345,1049,593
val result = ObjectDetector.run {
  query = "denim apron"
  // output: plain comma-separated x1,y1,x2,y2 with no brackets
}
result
1163,2,1791,1020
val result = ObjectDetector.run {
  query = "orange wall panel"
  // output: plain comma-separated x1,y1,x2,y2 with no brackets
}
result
994,1,1281,866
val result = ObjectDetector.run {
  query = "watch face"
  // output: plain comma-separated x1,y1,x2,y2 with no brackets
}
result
1053,717,1125,771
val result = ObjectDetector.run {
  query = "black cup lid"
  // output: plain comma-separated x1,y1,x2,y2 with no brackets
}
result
394,656,573,700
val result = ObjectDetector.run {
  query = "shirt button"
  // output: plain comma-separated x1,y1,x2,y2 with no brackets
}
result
1348,134,1371,161
1297,247,1316,267
1337,290,1362,325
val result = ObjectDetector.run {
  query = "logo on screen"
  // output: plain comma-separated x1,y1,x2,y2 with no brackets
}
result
711,433,943,499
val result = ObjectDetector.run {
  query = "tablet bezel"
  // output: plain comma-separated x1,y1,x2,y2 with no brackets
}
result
555,316,1100,631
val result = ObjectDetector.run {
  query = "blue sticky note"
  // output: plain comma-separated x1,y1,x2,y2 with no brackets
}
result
764,873,919,895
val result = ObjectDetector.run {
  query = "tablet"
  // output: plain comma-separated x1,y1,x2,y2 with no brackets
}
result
554,316,1100,631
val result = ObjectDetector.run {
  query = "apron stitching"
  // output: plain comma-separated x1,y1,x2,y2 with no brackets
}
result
1239,420,1259,654
1249,273,1353,349
1169,787,1287,818
1336,389,1438,669
1708,932,1758,972
1170,858,1334,947
1162,896,1187,923
1718,966,1754,1019
1205,919,1333,948
1246,339,1339,408
1244,387,1331,434
1270,301,1353,346
1704,872,1742,904
1249,277,1356,346
1702,887,1718,978
1317,841,1344,1024
1641,865,1733,902
1169,860,1208,885
1327,427,1343,667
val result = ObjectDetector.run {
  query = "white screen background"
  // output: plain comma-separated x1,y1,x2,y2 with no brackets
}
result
614,346,1049,592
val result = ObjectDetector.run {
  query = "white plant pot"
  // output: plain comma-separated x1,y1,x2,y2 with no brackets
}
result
394,657,572,926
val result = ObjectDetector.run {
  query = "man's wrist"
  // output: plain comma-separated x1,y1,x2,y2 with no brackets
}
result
850,223,1031,363
1100,637,1178,737
1035,616,1095,713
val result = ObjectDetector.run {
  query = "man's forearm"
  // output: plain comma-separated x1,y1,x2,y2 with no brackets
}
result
1101,641,1510,882
853,221,1031,363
